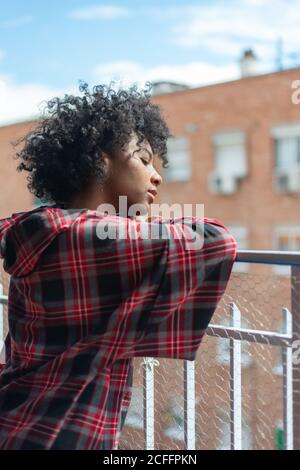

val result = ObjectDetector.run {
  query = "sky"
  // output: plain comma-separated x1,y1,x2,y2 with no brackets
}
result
1,0,300,124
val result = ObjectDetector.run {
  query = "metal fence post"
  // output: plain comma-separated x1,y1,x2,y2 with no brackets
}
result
229,302,242,450
184,360,196,450
291,266,300,450
142,357,158,450
282,307,293,449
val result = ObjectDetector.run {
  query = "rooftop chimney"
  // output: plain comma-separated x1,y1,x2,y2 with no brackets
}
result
239,49,258,78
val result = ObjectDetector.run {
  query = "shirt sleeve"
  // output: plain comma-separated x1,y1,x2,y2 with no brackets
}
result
86,214,237,363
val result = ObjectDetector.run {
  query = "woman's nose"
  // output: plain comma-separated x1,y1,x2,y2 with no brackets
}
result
151,169,163,187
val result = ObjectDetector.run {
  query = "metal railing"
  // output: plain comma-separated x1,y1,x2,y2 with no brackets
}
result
0,251,300,450
139,251,300,450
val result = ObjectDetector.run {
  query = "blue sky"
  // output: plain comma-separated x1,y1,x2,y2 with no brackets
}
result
1,0,300,124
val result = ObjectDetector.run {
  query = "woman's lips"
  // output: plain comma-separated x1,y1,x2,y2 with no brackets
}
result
147,189,157,201
147,191,155,202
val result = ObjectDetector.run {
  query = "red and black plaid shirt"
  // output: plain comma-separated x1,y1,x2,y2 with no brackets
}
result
0,205,237,449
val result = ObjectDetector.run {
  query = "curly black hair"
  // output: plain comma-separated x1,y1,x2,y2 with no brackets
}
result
13,81,171,207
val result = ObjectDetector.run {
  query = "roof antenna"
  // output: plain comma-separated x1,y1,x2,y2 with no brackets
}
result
276,36,283,71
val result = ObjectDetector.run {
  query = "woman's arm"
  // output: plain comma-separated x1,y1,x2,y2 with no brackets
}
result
82,214,237,364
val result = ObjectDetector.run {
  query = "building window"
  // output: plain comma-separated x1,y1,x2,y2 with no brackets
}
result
274,137,300,169
227,226,249,273
124,386,143,429
163,136,191,182
273,354,283,376
272,122,300,168
217,414,253,450
273,225,300,276
272,122,300,193
208,130,247,194
164,395,184,441
216,317,253,368
273,320,287,376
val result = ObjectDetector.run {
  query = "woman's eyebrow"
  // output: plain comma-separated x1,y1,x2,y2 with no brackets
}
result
143,147,154,161
133,146,154,162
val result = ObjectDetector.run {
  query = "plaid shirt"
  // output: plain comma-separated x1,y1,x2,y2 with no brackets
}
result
0,205,237,449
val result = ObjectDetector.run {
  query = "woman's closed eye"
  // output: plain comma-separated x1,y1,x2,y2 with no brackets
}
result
141,156,151,165
132,148,153,167
132,150,151,165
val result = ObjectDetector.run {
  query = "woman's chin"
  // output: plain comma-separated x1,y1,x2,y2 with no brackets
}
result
130,201,150,221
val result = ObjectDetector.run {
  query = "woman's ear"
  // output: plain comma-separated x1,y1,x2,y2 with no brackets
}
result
102,152,113,178
102,151,111,166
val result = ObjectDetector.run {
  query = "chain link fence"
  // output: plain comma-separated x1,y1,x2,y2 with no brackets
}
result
119,265,296,450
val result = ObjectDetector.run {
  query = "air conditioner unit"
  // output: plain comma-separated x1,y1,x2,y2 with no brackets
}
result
274,167,300,193
208,172,238,194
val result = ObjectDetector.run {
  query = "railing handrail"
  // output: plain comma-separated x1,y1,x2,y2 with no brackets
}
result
207,323,293,347
235,249,300,266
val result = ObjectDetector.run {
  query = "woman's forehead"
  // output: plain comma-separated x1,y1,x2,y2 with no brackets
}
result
127,133,152,154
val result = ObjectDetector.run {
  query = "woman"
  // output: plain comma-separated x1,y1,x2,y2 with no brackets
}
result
0,82,237,449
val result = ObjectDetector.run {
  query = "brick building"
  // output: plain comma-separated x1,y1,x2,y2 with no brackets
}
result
1,64,300,449
1,66,300,262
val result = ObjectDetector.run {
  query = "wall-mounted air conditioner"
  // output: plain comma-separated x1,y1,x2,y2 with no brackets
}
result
208,172,238,195
274,167,300,193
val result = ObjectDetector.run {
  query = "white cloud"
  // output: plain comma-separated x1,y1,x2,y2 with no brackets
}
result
69,5,130,20
242,0,273,5
172,9,276,48
0,74,77,126
0,15,33,29
147,1,300,68
92,60,239,89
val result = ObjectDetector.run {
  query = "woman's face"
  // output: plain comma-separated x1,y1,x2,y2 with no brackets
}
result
102,133,163,217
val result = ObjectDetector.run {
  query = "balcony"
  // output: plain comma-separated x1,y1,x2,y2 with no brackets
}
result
118,250,300,450
0,250,300,450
